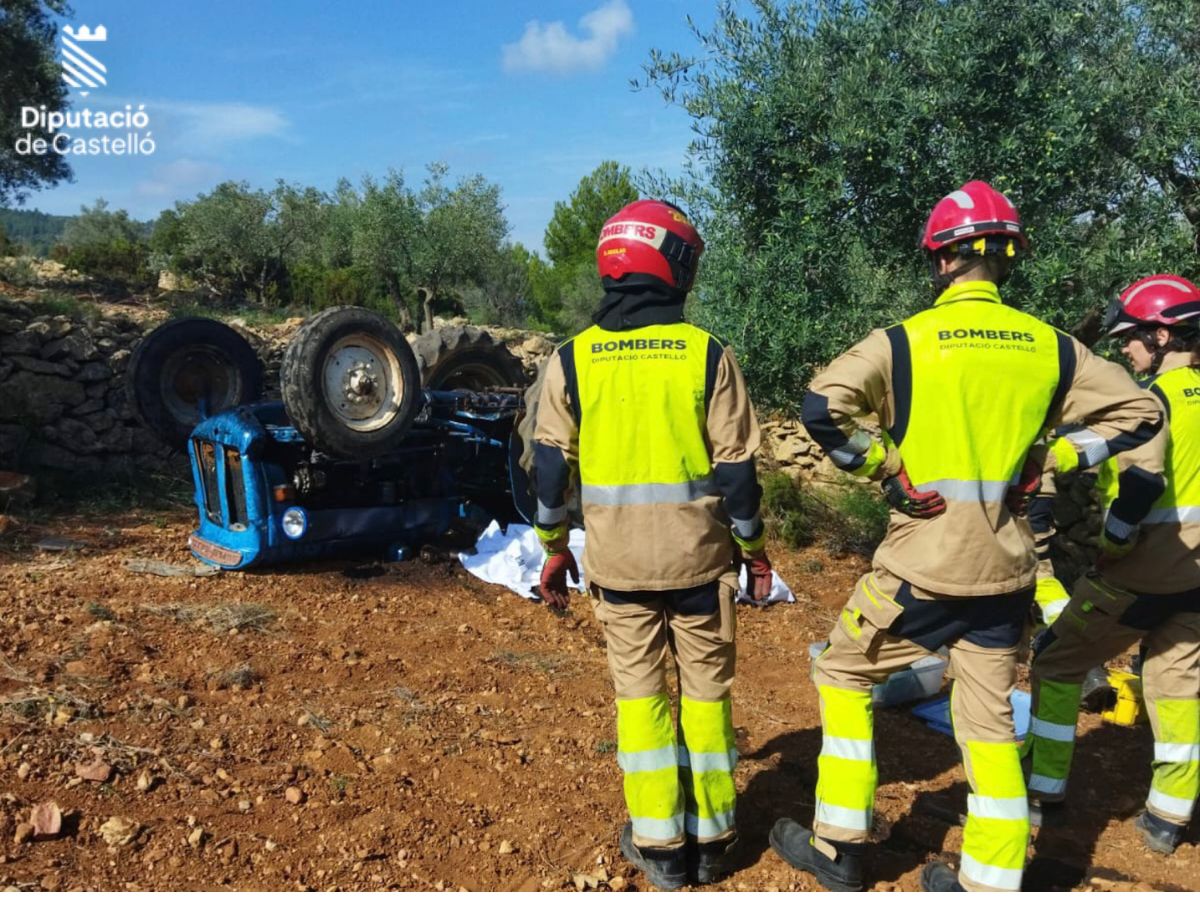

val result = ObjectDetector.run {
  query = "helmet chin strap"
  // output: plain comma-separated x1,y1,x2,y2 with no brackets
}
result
929,253,990,292
1133,329,1167,375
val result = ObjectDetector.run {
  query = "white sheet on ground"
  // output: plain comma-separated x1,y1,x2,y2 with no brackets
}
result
458,521,795,605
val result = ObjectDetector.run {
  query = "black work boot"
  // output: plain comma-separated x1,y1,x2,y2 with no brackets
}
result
1028,797,1064,828
1134,810,1182,855
920,860,965,891
691,835,738,885
769,818,864,891
619,822,687,890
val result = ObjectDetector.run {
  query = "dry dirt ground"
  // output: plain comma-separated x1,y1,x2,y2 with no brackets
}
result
1,507,1198,892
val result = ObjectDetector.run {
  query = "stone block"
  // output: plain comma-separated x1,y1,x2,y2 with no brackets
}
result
76,361,113,382
0,372,85,423
41,331,97,362
11,355,72,377
0,330,42,356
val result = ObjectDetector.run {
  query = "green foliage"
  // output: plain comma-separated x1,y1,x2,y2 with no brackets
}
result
23,291,99,322
289,263,391,316
0,223,12,256
0,1,72,204
0,208,73,254
348,165,510,329
146,166,513,326
545,161,639,267
644,0,1200,412
59,199,153,289
151,180,328,306
460,243,533,327
761,471,889,556
533,161,638,332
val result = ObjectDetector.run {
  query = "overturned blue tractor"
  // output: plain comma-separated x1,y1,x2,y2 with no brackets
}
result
129,307,550,569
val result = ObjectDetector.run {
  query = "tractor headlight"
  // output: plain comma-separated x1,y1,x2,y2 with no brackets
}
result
281,506,307,540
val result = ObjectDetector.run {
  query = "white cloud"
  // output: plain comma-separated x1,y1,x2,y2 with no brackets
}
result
154,101,289,148
502,0,634,75
133,158,223,201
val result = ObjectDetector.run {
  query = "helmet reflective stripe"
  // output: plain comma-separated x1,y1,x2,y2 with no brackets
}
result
947,189,975,208
597,220,668,250
1125,276,1197,304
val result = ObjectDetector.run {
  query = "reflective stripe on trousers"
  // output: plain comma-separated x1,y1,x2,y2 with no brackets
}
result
1034,577,1070,627
616,693,683,845
1028,679,1083,800
1147,698,1200,826
960,740,1029,892
814,685,876,840
678,695,737,842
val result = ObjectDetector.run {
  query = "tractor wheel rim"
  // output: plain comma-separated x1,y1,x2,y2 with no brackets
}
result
161,346,239,425
323,334,404,431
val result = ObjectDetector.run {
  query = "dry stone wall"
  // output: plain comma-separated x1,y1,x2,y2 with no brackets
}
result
0,297,175,477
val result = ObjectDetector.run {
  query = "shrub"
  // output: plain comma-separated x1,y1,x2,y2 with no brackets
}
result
761,471,889,557
289,263,391,314
0,256,37,286
62,238,153,290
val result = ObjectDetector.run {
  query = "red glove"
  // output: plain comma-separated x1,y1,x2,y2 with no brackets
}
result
881,467,946,518
1005,454,1044,516
539,549,579,610
736,548,773,604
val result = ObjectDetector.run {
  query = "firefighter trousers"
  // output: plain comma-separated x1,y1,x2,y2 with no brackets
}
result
1028,574,1200,827
812,567,1032,891
589,571,740,850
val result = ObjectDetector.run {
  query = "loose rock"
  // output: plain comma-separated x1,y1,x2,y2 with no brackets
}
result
98,816,139,846
75,759,113,782
29,802,62,837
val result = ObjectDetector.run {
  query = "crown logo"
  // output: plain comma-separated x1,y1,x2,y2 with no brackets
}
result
60,24,108,97
63,25,107,42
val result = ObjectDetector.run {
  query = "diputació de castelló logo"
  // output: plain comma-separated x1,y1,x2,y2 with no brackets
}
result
14,23,156,158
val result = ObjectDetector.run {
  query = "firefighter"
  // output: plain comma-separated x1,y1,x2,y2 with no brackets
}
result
531,199,771,889
772,181,1163,891
1027,274,1200,855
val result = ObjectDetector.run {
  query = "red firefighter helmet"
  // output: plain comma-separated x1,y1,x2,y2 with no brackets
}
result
1104,274,1200,337
596,199,704,292
921,180,1028,253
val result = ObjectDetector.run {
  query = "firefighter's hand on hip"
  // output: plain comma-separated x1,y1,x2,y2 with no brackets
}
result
881,466,946,519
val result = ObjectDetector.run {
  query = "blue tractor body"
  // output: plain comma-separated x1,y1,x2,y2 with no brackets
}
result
184,392,531,570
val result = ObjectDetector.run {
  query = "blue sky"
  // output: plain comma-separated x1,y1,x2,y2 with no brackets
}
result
15,0,722,253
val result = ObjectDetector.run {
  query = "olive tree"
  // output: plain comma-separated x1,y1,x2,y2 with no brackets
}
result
644,0,1200,411
0,0,72,205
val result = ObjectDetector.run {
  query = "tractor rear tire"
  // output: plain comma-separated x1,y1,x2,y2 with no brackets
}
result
281,306,421,459
411,325,528,390
512,360,584,529
127,317,264,448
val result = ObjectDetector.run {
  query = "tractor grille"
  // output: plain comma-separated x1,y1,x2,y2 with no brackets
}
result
195,440,221,525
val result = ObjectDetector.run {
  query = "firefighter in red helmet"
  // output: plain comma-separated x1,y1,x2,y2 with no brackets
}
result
1028,273,1200,855
530,198,770,888
773,180,1162,891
